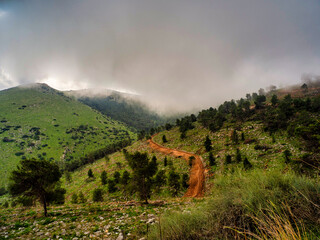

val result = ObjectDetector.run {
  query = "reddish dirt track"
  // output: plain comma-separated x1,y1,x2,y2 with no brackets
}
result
148,137,205,197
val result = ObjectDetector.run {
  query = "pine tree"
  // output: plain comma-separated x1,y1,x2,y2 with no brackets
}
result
88,169,94,178
204,135,212,152
208,152,216,166
162,135,168,143
9,158,65,216
101,170,107,185
124,151,158,203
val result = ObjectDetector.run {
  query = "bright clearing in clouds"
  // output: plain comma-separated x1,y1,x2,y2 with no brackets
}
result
0,0,320,112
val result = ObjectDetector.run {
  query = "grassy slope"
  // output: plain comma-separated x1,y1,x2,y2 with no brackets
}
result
63,140,189,202
0,84,135,188
153,121,303,175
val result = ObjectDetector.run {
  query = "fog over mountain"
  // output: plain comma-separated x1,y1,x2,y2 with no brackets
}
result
0,0,320,113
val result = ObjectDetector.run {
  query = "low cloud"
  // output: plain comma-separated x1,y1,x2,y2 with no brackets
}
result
0,0,320,113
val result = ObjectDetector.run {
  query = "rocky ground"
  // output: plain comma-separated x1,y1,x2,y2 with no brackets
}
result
0,199,193,239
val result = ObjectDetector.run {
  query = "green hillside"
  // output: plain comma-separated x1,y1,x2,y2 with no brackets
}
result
147,90,320,239
1,85,320,239
65,89,170,131
0,84,135,188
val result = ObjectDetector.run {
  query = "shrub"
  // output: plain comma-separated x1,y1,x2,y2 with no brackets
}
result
164,157,168,167
189,156,195,167
78,191,86,203
101,170,107,185
113,171,120,184
181,173,189,189
162,135,168,143
243,157,252,170
108,179,117,193
71,193,78,204
236,149,241,163
88,169,94,178
225,155,232,164
92,189,103,202
121,170,130,186
168,169,180,196
208,152,216,166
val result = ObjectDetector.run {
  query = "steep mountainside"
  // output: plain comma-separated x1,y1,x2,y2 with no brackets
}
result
0,84,135,188
65,89,168,131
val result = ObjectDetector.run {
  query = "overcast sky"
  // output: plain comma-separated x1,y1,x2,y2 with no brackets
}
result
0,0,320,113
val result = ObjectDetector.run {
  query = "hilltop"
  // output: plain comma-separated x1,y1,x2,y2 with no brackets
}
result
0,83,135,188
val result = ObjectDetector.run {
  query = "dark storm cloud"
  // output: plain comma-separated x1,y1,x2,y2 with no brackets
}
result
0,0,320,113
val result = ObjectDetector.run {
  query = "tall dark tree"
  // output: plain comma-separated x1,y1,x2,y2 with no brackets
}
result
124,151,158,203
204,135,212,152
9,158,65,216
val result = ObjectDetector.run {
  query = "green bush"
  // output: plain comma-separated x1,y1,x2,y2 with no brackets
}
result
92,188,103,202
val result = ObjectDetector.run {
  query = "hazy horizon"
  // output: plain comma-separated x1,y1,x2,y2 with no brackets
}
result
1,0,320,113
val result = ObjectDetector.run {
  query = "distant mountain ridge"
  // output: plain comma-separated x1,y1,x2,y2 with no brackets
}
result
66,88,168,131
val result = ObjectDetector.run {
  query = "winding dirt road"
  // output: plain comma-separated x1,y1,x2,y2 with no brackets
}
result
148,137,205,197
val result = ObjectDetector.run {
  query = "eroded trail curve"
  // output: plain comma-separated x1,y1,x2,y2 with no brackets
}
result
148,137,205,197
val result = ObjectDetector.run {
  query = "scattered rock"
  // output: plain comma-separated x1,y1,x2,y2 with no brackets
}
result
116,232,124,240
